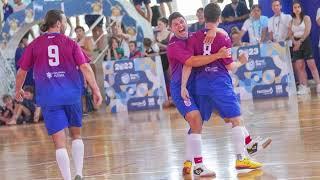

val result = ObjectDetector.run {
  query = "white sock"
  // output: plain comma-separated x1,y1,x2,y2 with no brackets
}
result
189,134,203,165
56,148,72,180
185,134,193,162
72,139,84,177
232,126,246,160
242,126,249,137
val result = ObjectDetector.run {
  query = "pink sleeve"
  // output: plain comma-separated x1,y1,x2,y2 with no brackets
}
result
18,44,34,71
221,34,233,65
167,43,193,65
73,41,87,66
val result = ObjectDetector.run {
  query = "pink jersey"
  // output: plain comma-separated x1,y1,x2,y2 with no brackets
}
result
19,33,87,106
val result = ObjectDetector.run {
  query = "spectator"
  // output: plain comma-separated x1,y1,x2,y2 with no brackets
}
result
157,0,172,17
2,0,13,21
22,86,41,123
143,37,160,57
133,0,152,22
13,0,26,13
241,4,268,44
189,8,205,32
155,17,170,74
129,41,142,59
289,1,320,95
230,26,247,47
111,22,130,58
15,34,34,87
222,0,250,23
268,0,292,42
2,94,32,125
105,36,124,61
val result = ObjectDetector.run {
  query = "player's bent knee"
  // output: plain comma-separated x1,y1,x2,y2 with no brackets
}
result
228,116,242,127
185,111,202,133
51,130,67,149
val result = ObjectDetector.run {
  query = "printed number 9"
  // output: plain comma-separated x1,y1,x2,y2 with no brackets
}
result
48,45,60,66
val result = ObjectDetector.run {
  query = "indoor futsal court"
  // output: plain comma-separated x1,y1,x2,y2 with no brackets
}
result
1,95,320,179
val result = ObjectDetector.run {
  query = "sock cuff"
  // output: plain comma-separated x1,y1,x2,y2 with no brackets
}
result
232,126,242,131
56,148,68,155
72,139,83,146
189,133,201,140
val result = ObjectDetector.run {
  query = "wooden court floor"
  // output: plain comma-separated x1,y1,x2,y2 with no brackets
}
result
1,95,320,180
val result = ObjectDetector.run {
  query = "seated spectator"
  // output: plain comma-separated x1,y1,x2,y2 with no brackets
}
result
129,41,142,59
13,0,26,13
2,94,32,125
241,4,268,44
0,106,9,125
23,86,41,123
230,26,248,47
143,38,160,57
105,36,124,61
2,0,13,22
15,34,34,87
189,8,205,32
133,0,152,22
222,0,250,23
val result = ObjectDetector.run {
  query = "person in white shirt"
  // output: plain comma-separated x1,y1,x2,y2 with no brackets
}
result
268,0,292,42
288,1,320,95
241,4,268,44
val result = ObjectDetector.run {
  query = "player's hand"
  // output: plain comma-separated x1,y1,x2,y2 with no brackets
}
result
239,52,249,65
217,46,231,59
204,28,217,44
92,89,103,108
181,87,190,101
15,89,24,102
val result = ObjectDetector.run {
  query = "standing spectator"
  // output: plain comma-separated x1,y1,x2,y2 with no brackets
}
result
13,0,26,13
155,17,170,79
289,1,320,95
268,0,292,42
2,0,13,21
222,0,250,23
129,41,142,59
105,36,124,61
241,5,268,44
157,0,172,17
15,34,34,87
133,0,152,22
75,26,94,62
189,8,205,32
111,22,130,58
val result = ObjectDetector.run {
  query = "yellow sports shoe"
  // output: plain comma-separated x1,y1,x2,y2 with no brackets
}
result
235,158,263,170
182,160,193,176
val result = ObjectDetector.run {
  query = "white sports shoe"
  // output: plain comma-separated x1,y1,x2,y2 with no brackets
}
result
297,85,310,95
193,164,216,177
246,136,272,157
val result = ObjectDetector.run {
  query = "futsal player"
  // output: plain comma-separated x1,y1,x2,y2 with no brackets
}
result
15,10,102,180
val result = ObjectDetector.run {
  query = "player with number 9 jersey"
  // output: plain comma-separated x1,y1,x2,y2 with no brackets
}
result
18,33,87,107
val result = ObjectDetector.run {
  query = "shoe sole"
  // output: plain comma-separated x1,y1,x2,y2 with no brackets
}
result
194,173,216,177
236,166,262,170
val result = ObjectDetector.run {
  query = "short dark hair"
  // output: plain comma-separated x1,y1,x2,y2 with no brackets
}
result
204,3,221,23
23,86,34,94
196,7,204,13
251,4,262,12
272,0,281,5
230,26,241,36
168,12,185,27
143,38,152,48
40,9,64,32
129,41,137,47
75,26,85,32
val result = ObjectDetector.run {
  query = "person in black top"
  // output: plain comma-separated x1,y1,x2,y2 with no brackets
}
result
221,0,250,23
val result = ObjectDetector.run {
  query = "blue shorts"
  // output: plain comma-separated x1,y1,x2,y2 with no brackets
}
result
195,89,241,121
42,103,82,135
171,88,198,119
